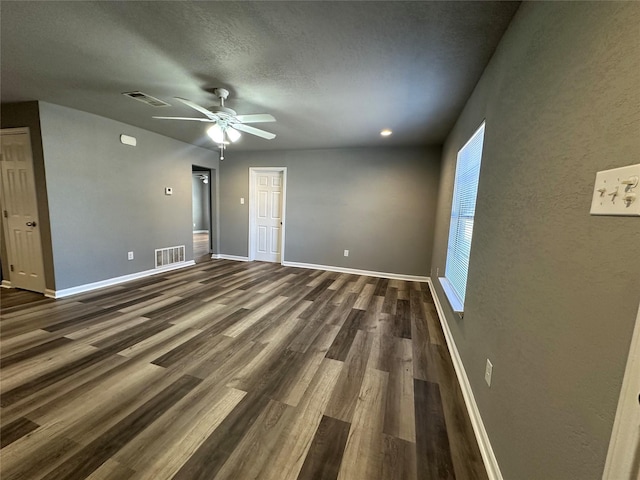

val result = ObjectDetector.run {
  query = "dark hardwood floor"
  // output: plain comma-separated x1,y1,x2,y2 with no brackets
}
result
0,288,54,310
0,259,487,480
193,232,210,264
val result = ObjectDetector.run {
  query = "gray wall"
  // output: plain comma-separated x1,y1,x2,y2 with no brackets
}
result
38,102,218,290
0,102,56,289
191,173,210,231
219,146,440,276
430,3,640,479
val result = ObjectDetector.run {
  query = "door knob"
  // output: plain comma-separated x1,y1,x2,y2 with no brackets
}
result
26,221,37,227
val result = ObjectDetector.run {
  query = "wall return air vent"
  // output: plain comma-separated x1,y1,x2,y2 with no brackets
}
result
155,245,185,268
122,91,170,107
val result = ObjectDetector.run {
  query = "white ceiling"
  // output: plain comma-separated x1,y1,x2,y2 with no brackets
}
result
1,1,520,151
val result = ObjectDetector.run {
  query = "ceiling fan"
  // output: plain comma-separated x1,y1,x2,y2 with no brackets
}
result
153,88,276,154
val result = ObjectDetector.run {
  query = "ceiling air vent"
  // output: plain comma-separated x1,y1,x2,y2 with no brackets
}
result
122,91,170,107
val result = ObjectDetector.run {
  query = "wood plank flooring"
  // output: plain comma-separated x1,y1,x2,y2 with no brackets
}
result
193,232,210,263
0,260,487,480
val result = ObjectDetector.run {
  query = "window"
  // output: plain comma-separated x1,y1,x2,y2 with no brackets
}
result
440,122,485,314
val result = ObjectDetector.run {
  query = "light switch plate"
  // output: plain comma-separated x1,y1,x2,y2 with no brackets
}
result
590,164,640,216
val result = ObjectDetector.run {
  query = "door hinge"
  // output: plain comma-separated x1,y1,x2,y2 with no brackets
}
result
3,210,7,218
10,264,14,272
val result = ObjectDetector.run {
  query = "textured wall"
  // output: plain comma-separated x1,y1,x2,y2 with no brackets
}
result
430,3,640,479
219,146,441,276
38,102,218,290
0,102,55,289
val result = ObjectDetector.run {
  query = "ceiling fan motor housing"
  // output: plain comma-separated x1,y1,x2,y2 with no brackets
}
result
211,88,235,119
213,88,230,101
209,105,237,118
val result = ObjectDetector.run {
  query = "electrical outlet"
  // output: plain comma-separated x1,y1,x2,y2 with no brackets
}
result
240,197,245,205
344,249,349,257
485,359,493,387
127,251,134,261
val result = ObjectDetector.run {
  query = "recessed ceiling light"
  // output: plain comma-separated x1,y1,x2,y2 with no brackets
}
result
380,129,392,137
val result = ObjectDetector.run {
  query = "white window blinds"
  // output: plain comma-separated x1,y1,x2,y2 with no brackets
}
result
444,122,485,308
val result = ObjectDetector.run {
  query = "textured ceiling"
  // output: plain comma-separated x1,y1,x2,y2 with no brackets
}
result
1,1,520,151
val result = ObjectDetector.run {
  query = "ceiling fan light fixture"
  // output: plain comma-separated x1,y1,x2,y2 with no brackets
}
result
380,129,393,137
207,124,224,144
154,92,276,153
226,126,241,143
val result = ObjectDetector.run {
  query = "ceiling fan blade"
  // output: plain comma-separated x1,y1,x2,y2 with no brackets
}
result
232,123,276,140
234,113,276,123
152,116,215,122
174,97,218,120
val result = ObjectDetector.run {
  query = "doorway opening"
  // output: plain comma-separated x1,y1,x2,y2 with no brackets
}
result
192,166,214,263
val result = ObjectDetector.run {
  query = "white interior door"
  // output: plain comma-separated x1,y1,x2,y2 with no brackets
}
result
603,302,640,479
250,168,285,263
0,128,46,293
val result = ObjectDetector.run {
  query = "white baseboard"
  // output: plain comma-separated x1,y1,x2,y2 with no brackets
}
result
282,260,428,282
1,280,12,289
211,254,250,262
50,261,196,299
427,278,503,480
193,230,209,234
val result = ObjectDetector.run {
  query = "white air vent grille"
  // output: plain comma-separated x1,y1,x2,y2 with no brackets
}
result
155,245,185,268
122,91,170,107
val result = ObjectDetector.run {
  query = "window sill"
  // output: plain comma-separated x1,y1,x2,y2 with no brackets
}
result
438,277,464,318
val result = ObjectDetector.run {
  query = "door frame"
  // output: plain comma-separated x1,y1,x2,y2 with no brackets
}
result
0,127,46,293
603,301,640,479
248,167,287,263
